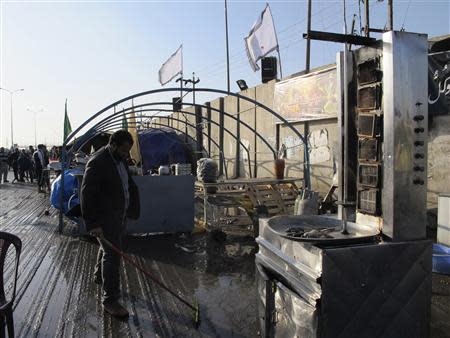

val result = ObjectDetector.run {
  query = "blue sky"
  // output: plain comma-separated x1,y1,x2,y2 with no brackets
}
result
1,0,449,146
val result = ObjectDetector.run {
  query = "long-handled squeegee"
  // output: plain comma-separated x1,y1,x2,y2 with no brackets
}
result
99,236,201,328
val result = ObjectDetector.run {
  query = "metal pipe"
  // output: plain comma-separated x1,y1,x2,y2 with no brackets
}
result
365,0,370,37
62,87,310,185
90,120,229,179
234,97,241,178
388,0,393,31
88,101,277,161
225,0,231,93
0,88,24,148
88,110,252,178
341,0,350,234
305,0,312,73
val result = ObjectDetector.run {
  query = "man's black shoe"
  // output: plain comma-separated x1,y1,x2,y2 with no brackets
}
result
103,301,129,318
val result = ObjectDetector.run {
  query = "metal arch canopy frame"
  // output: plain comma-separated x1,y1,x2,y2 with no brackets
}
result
63,87,310,186
59,86,311,232
91,116,250,178
89,111,253,178
84,120,229,178
71,101,277,161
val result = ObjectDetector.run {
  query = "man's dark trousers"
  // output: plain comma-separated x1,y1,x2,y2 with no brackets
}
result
94,226,125,304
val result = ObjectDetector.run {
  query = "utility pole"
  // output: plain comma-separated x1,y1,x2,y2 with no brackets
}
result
27,107,43,147
387,0,393,31
0,87,24,148
183,73,200,105
225,0,231,93
175,75,187,141
305,0,312,73
365,0,370,37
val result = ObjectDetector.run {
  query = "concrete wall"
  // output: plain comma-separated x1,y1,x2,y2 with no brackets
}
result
151,76,450,203
152,78,338,196
428,115,450,208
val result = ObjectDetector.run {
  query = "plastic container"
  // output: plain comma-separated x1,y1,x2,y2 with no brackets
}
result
274,159,285,180
294,190,319,215
158,165,170,175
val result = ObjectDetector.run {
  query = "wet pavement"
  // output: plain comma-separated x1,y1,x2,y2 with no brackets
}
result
1,182,259,337
0,181,449,337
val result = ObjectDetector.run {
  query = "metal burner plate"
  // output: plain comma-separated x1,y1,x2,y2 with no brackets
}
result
267,215,380,245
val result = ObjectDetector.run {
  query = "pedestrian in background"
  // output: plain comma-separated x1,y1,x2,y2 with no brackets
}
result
28,145,36,181
8,148,20,183
18,149,33,182
0,147,9,183
33,144,46,192
42,145,51,192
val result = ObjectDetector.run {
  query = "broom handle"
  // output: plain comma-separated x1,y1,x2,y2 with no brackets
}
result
100,236,196,311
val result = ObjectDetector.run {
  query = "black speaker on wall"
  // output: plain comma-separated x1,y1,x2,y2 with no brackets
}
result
261,57,278,83
172,97,182,112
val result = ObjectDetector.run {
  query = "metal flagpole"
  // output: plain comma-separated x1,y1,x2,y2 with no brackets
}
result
305,0,312,73
365,0,370,37
387,0,393,31
225,0,231,93
277,48,283,79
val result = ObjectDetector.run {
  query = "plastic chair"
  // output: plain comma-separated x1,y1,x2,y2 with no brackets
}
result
0,232,22,338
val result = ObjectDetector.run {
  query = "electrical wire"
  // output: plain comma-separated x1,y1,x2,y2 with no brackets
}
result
195,2,343,76
401,0,413,31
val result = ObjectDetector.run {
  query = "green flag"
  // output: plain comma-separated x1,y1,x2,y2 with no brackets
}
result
63,99,72,141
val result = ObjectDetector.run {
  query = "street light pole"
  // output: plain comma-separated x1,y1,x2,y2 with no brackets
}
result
27,108,43,147
0,87,24,148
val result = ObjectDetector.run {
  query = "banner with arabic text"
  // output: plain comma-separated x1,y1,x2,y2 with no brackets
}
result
429,51,450,116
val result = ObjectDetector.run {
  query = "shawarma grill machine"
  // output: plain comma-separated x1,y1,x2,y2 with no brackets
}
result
256,31,432,338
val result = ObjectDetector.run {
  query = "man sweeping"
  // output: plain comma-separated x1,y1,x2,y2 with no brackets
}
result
81,130,140,318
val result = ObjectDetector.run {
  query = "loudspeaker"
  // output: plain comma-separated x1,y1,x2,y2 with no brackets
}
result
172,97,182,112
261,57,278,83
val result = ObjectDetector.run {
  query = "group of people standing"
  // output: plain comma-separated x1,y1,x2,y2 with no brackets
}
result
0,144,55,193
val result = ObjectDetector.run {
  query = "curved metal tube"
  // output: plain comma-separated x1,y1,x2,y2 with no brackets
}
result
81,102,277,161
60,87,310,232
99,123,228,179
81,121,229,179
93,117,245,178
85,110,253,177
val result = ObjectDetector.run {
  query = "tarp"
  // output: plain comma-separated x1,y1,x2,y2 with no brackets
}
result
138,128,192,175
51,169,83,214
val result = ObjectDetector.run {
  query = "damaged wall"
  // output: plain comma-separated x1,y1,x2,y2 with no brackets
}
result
154,77,338,195
153,62,450,203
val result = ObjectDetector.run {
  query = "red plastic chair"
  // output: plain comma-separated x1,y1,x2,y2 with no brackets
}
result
0,232,22,338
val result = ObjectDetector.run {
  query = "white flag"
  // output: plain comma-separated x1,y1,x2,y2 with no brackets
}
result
244,4,279,72
158,45,183,86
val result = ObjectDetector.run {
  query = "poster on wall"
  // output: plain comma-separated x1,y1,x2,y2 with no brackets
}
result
273,66,337,121
429,51,450,117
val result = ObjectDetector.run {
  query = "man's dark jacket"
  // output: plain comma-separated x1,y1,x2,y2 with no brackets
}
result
33,151,44,172
81,146,140,233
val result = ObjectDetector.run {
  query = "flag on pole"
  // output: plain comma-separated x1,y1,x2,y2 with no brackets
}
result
63,99,72,141
158,45,183,86
244,4,279,71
